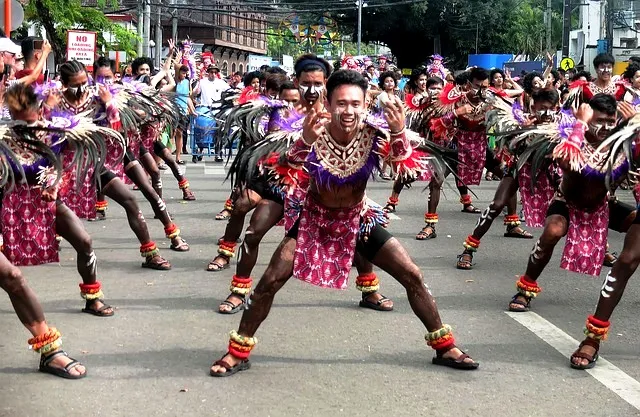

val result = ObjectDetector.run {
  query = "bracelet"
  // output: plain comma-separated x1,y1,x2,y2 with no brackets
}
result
390,127,405,136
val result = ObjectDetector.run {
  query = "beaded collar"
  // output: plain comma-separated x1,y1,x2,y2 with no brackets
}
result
307,122,382,190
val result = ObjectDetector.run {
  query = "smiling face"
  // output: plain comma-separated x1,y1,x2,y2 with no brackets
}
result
596,63,613,82
492,72,503,87
587,109,617,142
327,84,365,139
137,63,150,76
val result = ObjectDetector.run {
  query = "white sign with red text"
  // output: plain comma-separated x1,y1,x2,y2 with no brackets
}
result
66,30,97,71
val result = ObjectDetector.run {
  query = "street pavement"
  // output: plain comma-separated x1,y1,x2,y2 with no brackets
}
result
1,158,640,417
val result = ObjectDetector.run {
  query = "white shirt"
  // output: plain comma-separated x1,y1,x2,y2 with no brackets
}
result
198,77,230,106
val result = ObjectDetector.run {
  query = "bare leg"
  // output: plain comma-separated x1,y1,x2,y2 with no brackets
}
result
0,253,86,376
508,214,568,310
55,203,113,315
138,151,163,199
210,237,296,374
219,199,283,312
371,238,475,364
102,177,170,269
207,189,261,271
572,223,640,367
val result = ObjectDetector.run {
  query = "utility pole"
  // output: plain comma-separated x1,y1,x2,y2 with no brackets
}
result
475,23,479,54
605,0,614,54
137,1,144,56
545,0,552,51
155,1,162,68
171,0,178,42
357,0,362,56
561,0,570,56
143,0,151,57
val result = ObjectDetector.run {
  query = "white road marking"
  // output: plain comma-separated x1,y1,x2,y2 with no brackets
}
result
203,164,227,176
506,311,640,411
367,198,400,220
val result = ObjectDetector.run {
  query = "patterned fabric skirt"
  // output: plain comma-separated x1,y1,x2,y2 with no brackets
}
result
518,163,557,228
456,130,486,186
2,183,59,266
58,149,96,220
293,196,364,290
560,198,609,276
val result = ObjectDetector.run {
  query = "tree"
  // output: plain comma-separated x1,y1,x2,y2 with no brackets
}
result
23,0,139,64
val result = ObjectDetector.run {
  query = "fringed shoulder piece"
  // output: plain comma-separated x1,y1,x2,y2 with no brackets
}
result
594,112,640,189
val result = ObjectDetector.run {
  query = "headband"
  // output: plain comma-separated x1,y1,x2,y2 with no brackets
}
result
295,58,326,75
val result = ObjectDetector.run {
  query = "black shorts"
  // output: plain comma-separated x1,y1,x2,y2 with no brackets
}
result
247,176,284,206
286,218,393,261
97,170,117,192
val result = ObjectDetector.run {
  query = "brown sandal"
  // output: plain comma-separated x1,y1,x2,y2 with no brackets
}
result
416,224,437,240
182,189,196,201
206,255,230,272
461,204,481,214
216,210,232,220
456,252,473,270
570,339,600,370
170,237,190,252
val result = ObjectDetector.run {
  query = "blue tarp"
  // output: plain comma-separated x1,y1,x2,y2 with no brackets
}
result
467,54,513,70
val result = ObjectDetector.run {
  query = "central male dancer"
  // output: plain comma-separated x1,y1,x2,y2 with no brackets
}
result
210,70,479,376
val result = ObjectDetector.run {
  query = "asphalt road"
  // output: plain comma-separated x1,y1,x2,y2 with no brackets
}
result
1,158,640,417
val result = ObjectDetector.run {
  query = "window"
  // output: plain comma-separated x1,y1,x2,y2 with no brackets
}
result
226,30,231,41
239,63,244,74
222,61,228,77
232,62,236,73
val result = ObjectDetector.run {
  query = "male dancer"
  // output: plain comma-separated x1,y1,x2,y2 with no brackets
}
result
508,95,636,314
210,70,478,376
570,102,640,369
210,55,393,314
455,90,564,269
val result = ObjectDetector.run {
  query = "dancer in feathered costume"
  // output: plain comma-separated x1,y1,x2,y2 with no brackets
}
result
564,54,625,106
456,89,564,270
4,83,124,319
383,72,446,217
568,100,640,370
507,95,637,322
0,82,122,378
210,55,395,314
209,70,478,377
42,60,190,258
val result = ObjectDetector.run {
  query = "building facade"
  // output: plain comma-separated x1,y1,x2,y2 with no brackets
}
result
162,0,268,76
569,0,640,73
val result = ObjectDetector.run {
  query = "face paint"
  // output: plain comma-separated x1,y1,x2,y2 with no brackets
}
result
332,106,363,134
588,121,616,140
597,66,613,78
535,109,555,123
67,83,88,99
298,85,324,103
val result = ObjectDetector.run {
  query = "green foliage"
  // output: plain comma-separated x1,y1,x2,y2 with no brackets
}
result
24,0,139,63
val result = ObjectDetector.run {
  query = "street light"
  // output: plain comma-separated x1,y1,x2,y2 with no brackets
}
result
355,0,367,56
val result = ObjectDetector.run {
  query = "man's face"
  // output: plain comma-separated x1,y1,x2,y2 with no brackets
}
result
279,88,300,105
587,109,616,142
207,69,218,80
1,50,15,66
596,63,613,82
295,70,325,104
232,74,241,84
531,100,557,123
427,82,443,98
467,77,489,100
327,84,364,136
